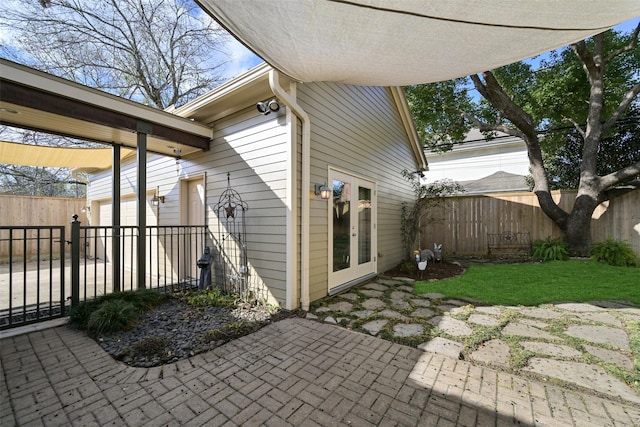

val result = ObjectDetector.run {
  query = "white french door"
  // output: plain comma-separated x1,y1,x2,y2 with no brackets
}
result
328,170,376,292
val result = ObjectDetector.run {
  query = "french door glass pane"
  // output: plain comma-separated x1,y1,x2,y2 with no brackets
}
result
358,186,371,264
332,179,350,272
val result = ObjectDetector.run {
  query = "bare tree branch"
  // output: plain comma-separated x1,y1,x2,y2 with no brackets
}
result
605,22,640,62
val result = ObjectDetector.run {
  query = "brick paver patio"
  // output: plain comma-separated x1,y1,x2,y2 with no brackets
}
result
2,318,639,426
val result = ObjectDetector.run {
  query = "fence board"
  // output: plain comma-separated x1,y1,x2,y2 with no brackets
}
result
420,190,640,256
0,195,87,259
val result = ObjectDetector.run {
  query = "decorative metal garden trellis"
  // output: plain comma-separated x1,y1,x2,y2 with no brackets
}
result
212,173,249,296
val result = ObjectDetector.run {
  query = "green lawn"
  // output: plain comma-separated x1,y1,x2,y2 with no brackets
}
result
415,260,640,306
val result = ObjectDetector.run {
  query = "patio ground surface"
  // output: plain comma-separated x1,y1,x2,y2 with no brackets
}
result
1,276,639,426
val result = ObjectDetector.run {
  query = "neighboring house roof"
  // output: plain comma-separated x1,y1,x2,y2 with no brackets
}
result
458,171,529,195
425,129,529,182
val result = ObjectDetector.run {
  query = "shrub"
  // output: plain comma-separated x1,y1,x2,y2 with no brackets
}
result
69,289,170,330
86,299,138,336
591,238,639,267
531,237,569,262
181,289,235,307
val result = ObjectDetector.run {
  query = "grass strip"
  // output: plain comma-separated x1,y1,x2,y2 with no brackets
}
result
415,260,640,306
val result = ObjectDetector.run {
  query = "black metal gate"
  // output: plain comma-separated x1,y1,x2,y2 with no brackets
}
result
0,226,67,329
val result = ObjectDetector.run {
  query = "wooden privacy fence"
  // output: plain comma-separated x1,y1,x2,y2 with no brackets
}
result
419,190,640,257
0,195,88,260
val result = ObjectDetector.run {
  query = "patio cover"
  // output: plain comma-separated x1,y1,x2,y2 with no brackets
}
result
197,0,640,85
0,140,133,171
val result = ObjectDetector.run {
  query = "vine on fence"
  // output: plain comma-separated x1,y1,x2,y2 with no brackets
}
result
400,169,464,261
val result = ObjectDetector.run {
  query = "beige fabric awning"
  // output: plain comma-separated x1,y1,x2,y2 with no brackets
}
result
0,140,133,170
197,1,640,85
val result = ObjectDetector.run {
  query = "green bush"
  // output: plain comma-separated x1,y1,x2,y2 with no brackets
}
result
69,289,170,331
591,238,639,267
86,299,138,336
531,237,569,262
181,289,235,307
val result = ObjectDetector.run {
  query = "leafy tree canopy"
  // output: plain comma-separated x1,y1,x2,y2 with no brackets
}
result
405,24,640,255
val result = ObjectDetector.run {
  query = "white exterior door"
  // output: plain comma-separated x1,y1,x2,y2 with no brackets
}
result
186,178,205,279
328,170,376,293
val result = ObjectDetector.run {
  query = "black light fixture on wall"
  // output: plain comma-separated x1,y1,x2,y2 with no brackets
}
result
315,183,331,200
256,99,280,115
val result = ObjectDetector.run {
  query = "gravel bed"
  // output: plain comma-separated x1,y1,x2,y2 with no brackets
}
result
96,299,283,367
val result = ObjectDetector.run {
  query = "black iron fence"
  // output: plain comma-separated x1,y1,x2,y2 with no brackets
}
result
1,221,209,330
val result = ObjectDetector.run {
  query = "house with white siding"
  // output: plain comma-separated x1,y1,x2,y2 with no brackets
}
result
84,64,428,311
425,129,530,194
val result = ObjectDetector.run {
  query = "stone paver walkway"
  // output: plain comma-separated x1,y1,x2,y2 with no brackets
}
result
2,318,640,426
308,277,640,409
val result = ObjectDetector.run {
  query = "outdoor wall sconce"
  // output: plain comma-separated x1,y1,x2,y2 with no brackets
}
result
315,183,331,200
81,206,90,213
256,99,280,115
152,194,165,206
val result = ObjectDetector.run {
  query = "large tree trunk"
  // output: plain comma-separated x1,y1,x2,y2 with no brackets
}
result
564,193,599,256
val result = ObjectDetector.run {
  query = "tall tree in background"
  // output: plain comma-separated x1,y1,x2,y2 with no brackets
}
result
0,0,231,196
1,0,230,109
406,25,640,256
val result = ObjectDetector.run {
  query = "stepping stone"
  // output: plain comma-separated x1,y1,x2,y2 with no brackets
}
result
519,318,550,329
583,345,634,370
393,323,424,338
564,325,629,349
396,285,415,293
390,277,415,283
519,307,563,319
410,298,432,307
390,291,411,300
437,305,457,313
418,337,463,359
468,314,500,327
429,316,473,336
391,299,411,310
326,301,353,313
520,342,582,358
324,316,337,324
411,308,435,318
469,339,510,367
360,290,384,298
351,310,374,318
361,319,388,336
361,298,386,310
555,302,604,312
475,306,502,315
306,313,318,320
338,293,359,301
421,293,445,300
446,299,466,306
502,322,560,341
573,311,622,327
378,309,407,320
524,358,640,404
449,306,468,315
590,301,635,309
363,283,388,291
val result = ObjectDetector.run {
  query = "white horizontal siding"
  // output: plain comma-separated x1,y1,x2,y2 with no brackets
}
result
299,83,419,302
86,105,290,306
